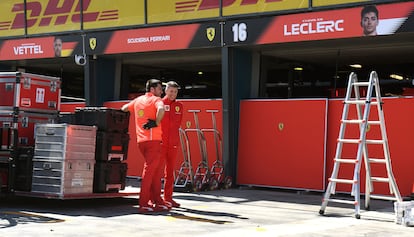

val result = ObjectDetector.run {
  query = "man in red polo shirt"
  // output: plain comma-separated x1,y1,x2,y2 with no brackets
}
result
121,79,167,213
152,81,183,208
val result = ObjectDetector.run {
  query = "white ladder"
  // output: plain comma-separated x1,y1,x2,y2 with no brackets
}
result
319,71,402,219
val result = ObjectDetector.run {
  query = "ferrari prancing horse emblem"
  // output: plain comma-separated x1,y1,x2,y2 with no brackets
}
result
206,27,215,42
89,37,97,50
278,122,284,131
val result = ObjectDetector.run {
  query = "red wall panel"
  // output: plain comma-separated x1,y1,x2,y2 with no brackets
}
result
326,98,414,197
237,99,327,191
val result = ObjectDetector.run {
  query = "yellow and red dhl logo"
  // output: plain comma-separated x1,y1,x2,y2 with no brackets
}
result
175,0,283,13
0,0,119,31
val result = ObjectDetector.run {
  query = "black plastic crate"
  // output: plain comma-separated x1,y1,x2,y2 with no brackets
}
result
0,146,33,193
93,161,127,193
14,147,34,191
58,112,76,124
95,131,130,161
74,107,129,133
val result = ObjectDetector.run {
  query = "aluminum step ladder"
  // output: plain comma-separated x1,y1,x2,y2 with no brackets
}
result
319,71,402,219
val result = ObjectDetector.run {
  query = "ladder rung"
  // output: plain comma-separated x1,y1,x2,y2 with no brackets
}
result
344,100,378,105
341,120,381,125
338,139,360,144
329,178,357,184
366,139,384,144
369,194,398,201
341,119,365,124
368,158,386,164
352,82,370,86
370,177,390,183
326,198,358,205
334,158,358,164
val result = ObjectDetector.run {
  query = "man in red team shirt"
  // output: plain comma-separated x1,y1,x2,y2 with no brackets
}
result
151,81,183,208
121,79,168,213
161,81,183,208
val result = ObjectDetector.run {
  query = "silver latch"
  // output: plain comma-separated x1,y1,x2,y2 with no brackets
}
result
5,83,13,91
21,116,29,128
48,101,57,109
23,77,31,89
50,80,57,92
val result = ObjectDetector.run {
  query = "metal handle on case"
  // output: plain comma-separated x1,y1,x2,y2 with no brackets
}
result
45,128,55,135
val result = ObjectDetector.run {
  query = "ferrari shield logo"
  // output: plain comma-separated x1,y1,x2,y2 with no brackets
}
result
186,121,191,129
206,27,215,42
175,106,180,112
89,38,97,50
278,122,284,131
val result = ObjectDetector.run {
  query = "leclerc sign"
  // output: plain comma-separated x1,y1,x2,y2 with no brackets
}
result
0,0,145,37
224,1,414,46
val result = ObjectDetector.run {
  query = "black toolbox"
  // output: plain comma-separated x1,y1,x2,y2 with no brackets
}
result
95,131,130,161
13,147,34,191
93,161,127,193
0,146,34,193
74,107,129,132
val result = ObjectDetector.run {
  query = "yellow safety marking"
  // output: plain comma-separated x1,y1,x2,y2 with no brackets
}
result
166,216,177,222
168,213,232,225
256,226,267,232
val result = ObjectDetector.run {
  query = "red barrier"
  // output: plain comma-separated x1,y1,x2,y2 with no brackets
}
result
237,99,328,191
61,96,414,197
326,98,414,197
60,102,85,112
103,99,223,177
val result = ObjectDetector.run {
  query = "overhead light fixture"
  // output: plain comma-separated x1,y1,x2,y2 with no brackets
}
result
197,71,203,75
349,64,362,69
390,74,404,80
294,67,303,71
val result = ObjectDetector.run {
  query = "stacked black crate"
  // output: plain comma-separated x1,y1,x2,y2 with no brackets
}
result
74,107,130,193
0,72,61,193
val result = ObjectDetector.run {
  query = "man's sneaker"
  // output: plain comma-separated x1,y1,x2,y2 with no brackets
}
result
138,206,154,214
153,204,170,212
165,200,181,208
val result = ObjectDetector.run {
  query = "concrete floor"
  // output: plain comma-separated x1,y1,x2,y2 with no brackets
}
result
1,180,413,237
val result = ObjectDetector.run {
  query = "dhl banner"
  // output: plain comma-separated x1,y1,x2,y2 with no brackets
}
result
148,0,308,24
224,1,414,45
82,0,145,30
147,0,219,24
0,0,25,37
85,23,221,55
0,0,145,37
222,0,308,16
0,35,81,60
312,0,371,7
